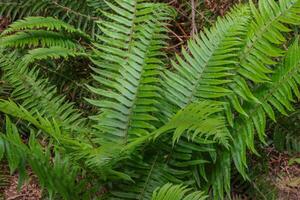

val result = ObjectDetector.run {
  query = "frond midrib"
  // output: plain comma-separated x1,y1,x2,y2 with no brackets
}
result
138,153,159,200
237,52,300,130
118,1,138,144
239,1,297,61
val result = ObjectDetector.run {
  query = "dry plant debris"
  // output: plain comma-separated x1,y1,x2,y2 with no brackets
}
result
4,173,42,200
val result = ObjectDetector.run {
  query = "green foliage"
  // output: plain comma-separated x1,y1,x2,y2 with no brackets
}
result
273,109,300,153
0,0,102,37
0,53,88,133
87,0,175,144
0,116,89,199
0,16,90,50
1,0,300,199
151,183,208,200
153,101,230,147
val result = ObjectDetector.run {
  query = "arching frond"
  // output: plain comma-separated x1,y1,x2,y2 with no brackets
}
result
154,101,230,147
237,0,300,83
0,100,133,185
87,1,174,144
20,46,86,66
2,16,89,38
151,183,208,200
0,116,87,199
0,0,101,37
232,39,300,176
161,5,251,119
0,30,82,49
109,101,230,200
0,53,87,132
227,0,300,115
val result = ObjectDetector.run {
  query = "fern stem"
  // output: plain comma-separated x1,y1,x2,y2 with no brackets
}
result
138,153,159,200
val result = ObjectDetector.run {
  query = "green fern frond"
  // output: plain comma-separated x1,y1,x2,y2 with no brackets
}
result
113,101,231,200
226,0,300,125
88,1,173,143
0,53,87,132
230,0,300,94
151,183,208,200
108,152,187,200
161,5,251,119
0,100,132,184
154,101,230,147
236,0,300,84
20,46,86,66
232,39,300,177
0,30,83,49
2,16,89,39
0,0,48,21
0,0,101,37
0,116,87,199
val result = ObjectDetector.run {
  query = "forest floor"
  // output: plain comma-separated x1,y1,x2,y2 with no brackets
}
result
1,149,298,200
266,148,300,200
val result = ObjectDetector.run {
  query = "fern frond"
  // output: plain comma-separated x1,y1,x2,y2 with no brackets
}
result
0,116,87,199
0,100,131,182
151,183,208,200
225,0,300,125
0,0,101,37
20,46,86,66
111,101,231,200
88,1,174,143
237,0,300,83
0,0,48,21
161,5,251,119
0,53,87,132
108,151,187,200
232,39,300,176
2,16,89,39
153,101,230,147
0,30,83,49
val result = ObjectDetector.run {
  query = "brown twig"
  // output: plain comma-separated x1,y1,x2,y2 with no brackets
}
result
191,0,197,37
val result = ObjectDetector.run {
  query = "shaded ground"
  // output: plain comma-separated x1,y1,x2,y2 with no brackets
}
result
266,147,300,200
3,174,41,200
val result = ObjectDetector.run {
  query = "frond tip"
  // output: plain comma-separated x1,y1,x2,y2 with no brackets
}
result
154,101,230,147
151,183,208,200
2,16,89,39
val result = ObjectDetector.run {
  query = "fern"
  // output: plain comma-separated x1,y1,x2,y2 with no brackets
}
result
0,30,81,49
162,5,250,115
1,0,300,199
0,100,132,181
273,111,300,153
2,16,89,37
232,38,300,176
0,53,87,133
153,101,230,147
109,101,229,199
0,0,102,37
88,0,174,144
151,183,208,200
0,116,89,199
0,16,91,51
237,0,300,83
20,47,87,66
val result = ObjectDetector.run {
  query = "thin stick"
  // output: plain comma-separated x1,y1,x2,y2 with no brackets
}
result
191,0,197,37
